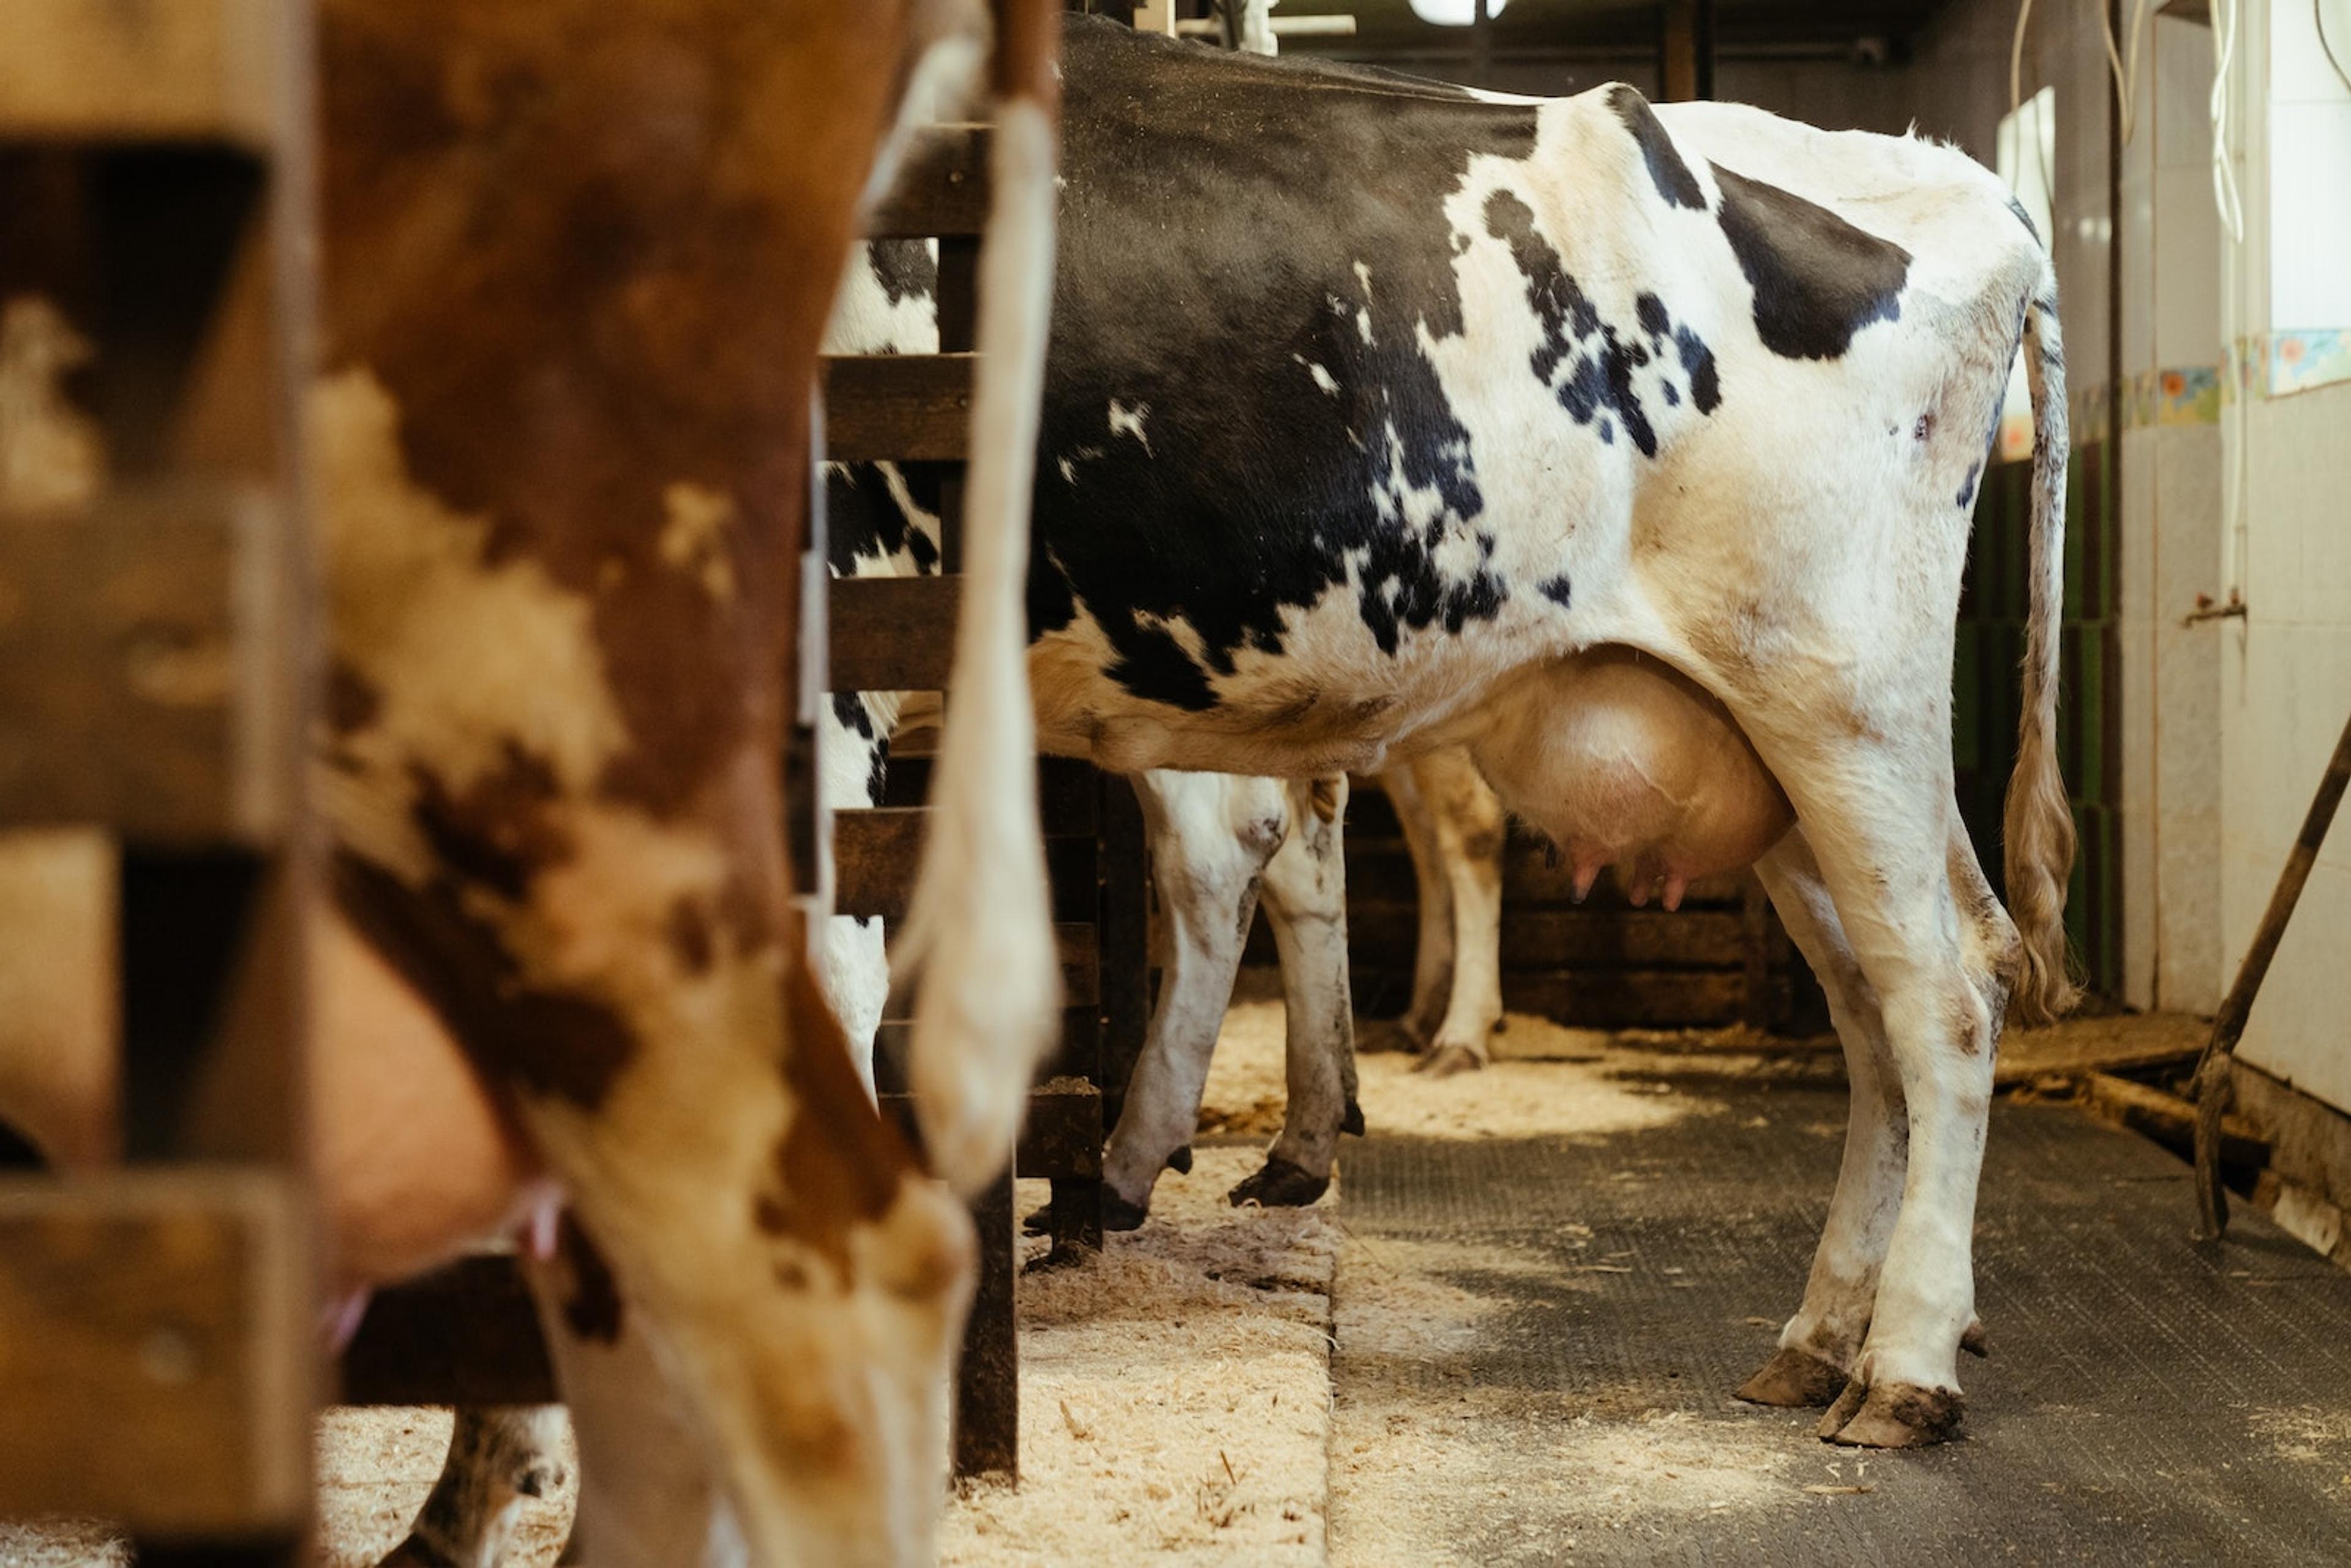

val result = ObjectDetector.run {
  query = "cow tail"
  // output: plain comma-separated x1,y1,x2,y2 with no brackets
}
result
893,0,1063,1194
2003,257,2080,1027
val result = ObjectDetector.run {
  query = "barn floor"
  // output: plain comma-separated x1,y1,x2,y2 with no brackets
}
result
13,1010,2350,1566
1325,1030,2351,1567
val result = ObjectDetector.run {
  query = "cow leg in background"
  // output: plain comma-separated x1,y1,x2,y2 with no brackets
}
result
1229,776,1360,1209
1408,748,1507,1078
377,1407,571,1568
1100,771,1288,1227
1363,764,1452,1054
1734,830,1904,1408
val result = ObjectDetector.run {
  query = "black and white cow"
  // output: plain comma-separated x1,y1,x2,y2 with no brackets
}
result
1012,17,2074,1449
822,241,1364,1220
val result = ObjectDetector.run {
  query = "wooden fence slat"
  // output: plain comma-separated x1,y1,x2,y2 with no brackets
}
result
821,353,975,462
865,124,992,239
833,806,927,922
830,574,961,692
837,808,1101,924
1016,1077,1103,1182
1492,969,1786,1028
0,482,288,843
1339,906,1752,971
0,1172,308,1533
0,0,282,148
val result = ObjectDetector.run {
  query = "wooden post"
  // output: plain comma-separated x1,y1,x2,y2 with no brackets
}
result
1661,0,1714,102
0,2,320,1558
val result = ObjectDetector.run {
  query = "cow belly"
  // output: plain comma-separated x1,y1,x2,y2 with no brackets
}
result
1468,647,1792,909
316,911,545,1291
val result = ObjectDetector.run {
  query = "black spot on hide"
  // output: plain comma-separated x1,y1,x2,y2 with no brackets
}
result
826,463,941,577
2004,195,2040,246
1607,85,1706,211
1485,191,1720,460
1032,17,1534,690
831,690,874,740
868,238,936,306
1711,163,1911,361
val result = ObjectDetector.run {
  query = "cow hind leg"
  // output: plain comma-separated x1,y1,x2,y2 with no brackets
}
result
1231,776,1355,1209
1409,749,1505,1077
1100,771,1283,1224
376,1406,569,1568
1735,828,1904,1409
1364,764,1453,1054
1772,767,2012,1449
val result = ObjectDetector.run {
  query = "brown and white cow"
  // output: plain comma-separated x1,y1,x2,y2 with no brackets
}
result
312,2,1068,1561
4,1,1067,1562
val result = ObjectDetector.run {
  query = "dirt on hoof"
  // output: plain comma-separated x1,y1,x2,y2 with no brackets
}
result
1412,1042,1486,1077
1735,1345,1850,1408
1821,1381,1965,1447
1232,1156,1332,1210
1355,1018,1427,1055
1815,1378,1867,1439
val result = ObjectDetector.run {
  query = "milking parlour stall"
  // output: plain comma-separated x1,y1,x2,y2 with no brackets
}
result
6,1,2351,1565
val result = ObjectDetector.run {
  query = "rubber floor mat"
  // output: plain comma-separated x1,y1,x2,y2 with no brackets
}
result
1329,1077,2351,1566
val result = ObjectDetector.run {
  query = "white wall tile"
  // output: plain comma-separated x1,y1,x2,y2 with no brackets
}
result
2154,165,2225,365
2156,15,2219,170
2271,0,2351,103
2267,99,2351,326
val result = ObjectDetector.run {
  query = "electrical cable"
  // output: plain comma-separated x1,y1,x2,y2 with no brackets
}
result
2320,0,2351,98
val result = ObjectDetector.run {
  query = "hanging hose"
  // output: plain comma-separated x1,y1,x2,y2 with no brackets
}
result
2191,709,2351,1240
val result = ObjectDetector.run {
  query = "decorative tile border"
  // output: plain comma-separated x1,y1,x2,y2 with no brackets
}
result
2055,367,2221,448
2222,330,2351,402
2269,328,2351,398
1997,330,2341,463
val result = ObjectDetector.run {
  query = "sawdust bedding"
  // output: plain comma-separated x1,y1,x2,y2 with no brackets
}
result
294,1146,1340,1568
1202,999,1733,1144
12,1001,1752,1566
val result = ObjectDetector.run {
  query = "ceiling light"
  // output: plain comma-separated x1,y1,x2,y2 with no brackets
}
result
1409,0,1509,24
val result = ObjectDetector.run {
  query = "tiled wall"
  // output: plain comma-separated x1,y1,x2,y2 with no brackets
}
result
2117,15,2227,1014
2213,0,2351,1116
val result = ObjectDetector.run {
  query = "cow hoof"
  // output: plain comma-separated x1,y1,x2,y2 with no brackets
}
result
1019,1202,1052,1237
1414,1043,1485,1076
1357,1019,1425,1054
1103,1190,1150,1232
1229,1157,1330,1209
1819,1378,1965,1447
1961,1318,1989,1358
1734,1345,1850,1408
1341,1098,1366,1137
1166,1144,1193,1174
